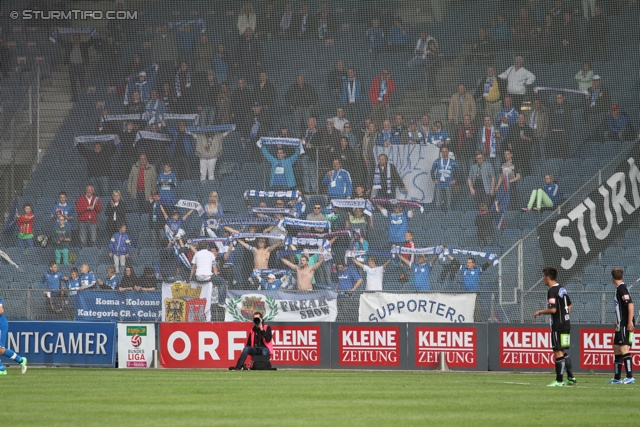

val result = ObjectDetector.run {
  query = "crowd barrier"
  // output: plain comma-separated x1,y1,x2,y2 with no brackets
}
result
4,321,633,372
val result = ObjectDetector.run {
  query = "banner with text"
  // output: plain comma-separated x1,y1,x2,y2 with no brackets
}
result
117,323,156,369
224,290,338,322
159,322,329,368
539,145,640,281
74,291,162,322
358,293,476,323
6,321,116,367
374,144,440,203
161,281,212,322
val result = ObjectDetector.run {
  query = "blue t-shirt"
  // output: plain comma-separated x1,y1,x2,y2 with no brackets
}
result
272,161,288,187
388,212,408,243
103,275,119,290
157,171,178,199
411,262,432,291
42,271,64,291
66,277,81,295
337,267,361,291
462,267,482,292
166,218,184,234
51,203,74,224
260,278,283,291
0,297,8,329
80,272,97,290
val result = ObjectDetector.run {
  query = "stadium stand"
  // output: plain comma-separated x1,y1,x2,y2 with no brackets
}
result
0,0,638,323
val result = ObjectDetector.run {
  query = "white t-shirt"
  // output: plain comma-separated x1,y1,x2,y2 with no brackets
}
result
363,265,384,291
192,249,216,278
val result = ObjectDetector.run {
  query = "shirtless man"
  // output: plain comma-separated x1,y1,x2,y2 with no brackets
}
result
280,254,325,291
235,237,281,270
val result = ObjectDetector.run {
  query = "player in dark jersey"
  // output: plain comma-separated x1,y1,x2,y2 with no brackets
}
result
0,296,28,375
608,268,635,384
533,266,576,386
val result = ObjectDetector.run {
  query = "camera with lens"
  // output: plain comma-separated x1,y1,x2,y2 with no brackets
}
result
253,317,262,325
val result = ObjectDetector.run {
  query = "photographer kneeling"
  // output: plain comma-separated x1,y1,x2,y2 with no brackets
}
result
229,312,273,370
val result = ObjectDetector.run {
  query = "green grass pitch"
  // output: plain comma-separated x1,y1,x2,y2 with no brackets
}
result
3,368,640,426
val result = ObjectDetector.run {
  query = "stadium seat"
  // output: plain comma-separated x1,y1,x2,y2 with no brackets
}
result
565,283,584,293
582,265,604,286
582,302,602,323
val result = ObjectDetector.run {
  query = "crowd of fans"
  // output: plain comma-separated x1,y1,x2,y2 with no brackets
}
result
2,1,636,301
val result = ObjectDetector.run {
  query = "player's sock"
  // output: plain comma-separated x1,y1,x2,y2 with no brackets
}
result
555,356,565,382
614,354,623,380
623,353,633,378
564,354,575,379
2,349,23,364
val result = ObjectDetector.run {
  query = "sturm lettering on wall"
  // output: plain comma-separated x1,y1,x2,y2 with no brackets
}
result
552,157,640,270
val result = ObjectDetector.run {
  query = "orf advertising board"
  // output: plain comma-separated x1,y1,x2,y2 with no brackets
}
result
159,322,329,368
332,324,407,369
408,325,487,370
580,326,640,371
6,321,116,367
117,324,156,368
488,324,558,371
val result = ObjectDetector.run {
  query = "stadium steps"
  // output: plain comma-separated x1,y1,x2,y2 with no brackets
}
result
37,69,74,159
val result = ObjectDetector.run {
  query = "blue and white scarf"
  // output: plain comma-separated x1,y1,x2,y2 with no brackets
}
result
330,199,373,216
245,190,302,200
256,137,305,154
483,75,494,96
49,27,98,43
482,126,497,157
443,248,500,266
186,124,235,133
372,164,392,193
168,19,205,31
203,217,278,231
285,236,330,249
371,198,424,213
251,269,291,278
99,113,148,131
232,233,285,241
534,86,589,96
157,113,199,125
280,217,331,230
391,245,442,255
175,70,192,98
74,134,122,148
160,198,205,217
134,131,172,147
297,230,351,240
251,207,298,217
187,237,231,245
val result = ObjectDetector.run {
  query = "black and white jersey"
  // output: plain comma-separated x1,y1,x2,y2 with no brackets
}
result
547,284,571,331
614,282,634,328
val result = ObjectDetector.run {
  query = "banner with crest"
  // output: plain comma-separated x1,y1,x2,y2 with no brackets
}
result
161,281,212,322
224,290,338,322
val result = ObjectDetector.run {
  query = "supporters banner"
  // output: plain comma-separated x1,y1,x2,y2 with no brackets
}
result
358,293,476,323
74,291,161,322
224,290,338,322
117,323,156,369
374,144,440,203
6,321,116,367
161,281,212,322
539,146,640,281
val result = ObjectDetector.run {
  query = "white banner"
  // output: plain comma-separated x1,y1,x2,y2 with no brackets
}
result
225,290,338,322
359,292,476,323
161,281,212,322
117,323,156,369
374,144,440,203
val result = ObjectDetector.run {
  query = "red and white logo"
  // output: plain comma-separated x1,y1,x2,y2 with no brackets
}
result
415,327,476,368
499,327,555,368
271,326,321,365
130,334,142,348
580,328,640,370
339,326,400,366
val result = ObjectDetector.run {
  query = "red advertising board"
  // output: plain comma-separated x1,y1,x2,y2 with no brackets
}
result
159,323,322,368
498,326,555,368
338,325,400,367
580,327,640,370
415,327,477,368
